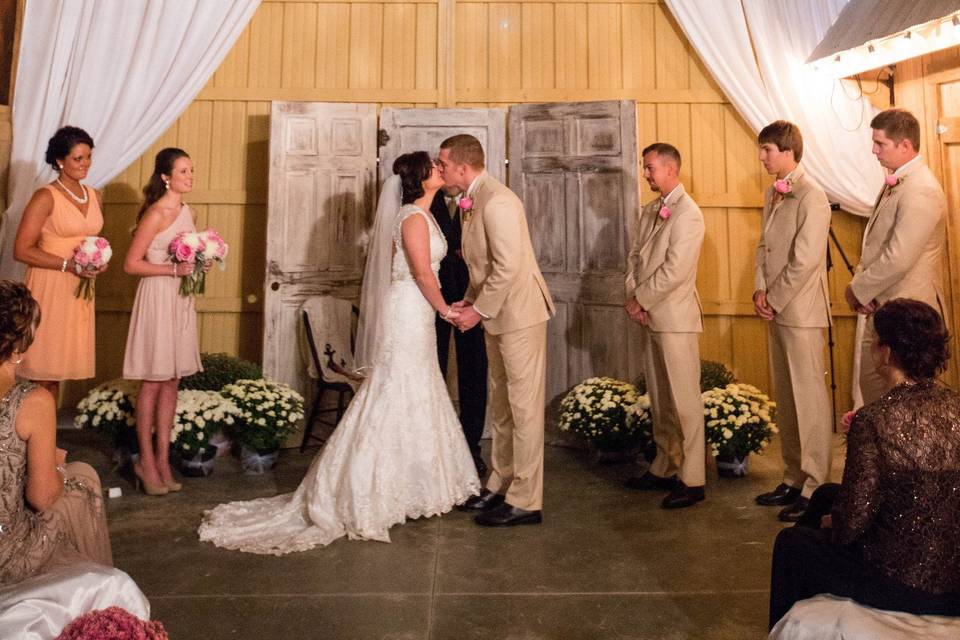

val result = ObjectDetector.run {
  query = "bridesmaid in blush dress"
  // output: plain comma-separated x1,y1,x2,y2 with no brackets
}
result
122,148,203,496
14,126,106,399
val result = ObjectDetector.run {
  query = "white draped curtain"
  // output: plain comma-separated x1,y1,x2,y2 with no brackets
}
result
665,0,883,217
0,0,261,279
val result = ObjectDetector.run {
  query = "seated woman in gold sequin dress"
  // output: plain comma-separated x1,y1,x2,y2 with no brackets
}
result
0,281,112,585
769,298,960,628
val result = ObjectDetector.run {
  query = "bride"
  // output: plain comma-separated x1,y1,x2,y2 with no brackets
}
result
198,152,480,554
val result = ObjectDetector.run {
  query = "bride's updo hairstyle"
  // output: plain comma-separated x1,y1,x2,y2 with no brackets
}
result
873,298,950,381
393,151,433,205
0,280,40,364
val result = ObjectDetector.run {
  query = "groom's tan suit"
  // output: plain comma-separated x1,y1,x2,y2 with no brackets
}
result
625,184,705,487
461,171,554,511
850,157,946,405
754,164,832,498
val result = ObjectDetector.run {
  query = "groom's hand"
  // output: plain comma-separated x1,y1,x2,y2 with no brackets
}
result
451,300,469,310
456,305,482,332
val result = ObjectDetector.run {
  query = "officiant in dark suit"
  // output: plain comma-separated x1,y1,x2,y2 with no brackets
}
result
431,187,488,477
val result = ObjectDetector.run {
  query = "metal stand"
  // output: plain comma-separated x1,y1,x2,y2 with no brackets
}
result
825,208,856,432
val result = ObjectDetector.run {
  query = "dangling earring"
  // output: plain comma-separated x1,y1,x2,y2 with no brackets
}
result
12,353,22,365
164,179,170,190
57,163,63,171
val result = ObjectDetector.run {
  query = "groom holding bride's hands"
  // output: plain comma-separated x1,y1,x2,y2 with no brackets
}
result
437,134,555,527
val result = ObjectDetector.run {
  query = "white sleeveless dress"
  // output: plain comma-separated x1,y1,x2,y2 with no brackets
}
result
198,205,480,554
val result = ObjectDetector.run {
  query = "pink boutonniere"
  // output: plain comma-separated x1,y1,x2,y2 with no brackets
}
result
458,196,475,223
884,174,902,194
774,179,793,196
658,205,671,220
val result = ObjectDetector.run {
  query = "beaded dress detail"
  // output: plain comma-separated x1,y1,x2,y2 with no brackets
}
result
199,205,480,554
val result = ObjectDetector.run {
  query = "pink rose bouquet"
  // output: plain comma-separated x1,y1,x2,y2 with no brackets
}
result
169,228,228,296
56,606,168,640
72,236,112,300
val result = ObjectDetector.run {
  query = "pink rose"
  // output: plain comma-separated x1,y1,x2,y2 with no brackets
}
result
74,251,90,266
659,205,671,220
90,250,103,266
216,238,228,259
774,179,792,195
175,243,195,262
458,196,473,210
94,236,109,250
884,174,900,187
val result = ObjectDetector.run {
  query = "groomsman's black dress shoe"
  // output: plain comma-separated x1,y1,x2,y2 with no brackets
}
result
756,483,801,507
457,489,504,513
474,503,542,527
661,482,705,509
777,496,809,523
624,471,677,491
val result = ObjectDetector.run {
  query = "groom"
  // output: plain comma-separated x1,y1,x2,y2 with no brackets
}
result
437,134,555,527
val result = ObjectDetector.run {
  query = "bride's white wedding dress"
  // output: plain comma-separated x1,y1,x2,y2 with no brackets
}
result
198,204,480,555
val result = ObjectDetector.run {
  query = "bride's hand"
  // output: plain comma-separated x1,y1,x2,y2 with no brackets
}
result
441,306,461,323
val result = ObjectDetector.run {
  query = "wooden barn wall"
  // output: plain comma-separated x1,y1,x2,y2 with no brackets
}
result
76,0,867,415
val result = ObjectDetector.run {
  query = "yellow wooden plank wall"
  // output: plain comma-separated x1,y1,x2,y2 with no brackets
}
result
76,0,867,418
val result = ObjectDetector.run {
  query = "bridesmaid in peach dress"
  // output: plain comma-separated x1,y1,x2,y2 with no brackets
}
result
13,127,106,398
122,148,203,496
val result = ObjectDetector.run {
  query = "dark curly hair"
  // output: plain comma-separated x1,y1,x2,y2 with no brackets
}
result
873,298,949,381
45,126,95,172
0,281,41,364
393,151,433,205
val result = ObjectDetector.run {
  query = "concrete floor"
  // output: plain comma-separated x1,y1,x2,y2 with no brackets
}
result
58,426,846,640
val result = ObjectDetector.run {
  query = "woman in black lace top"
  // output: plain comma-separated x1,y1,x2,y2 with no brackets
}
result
769,298,960,628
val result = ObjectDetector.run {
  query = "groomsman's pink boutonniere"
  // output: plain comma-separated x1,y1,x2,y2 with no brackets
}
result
841,409,857,434
458,196,475,222
658,205,671,220
884,174,902,191
774,179,793,196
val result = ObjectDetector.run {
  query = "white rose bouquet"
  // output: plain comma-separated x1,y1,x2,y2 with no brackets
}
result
220,379,304,453
703,383,778,462
558,377,651,451
171,390,240,456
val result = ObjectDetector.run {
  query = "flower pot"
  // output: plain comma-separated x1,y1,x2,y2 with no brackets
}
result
178,446,217,477
716,453,749,478
241,445,279,474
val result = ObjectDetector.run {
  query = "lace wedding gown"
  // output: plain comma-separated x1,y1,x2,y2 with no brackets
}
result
198,205,480,554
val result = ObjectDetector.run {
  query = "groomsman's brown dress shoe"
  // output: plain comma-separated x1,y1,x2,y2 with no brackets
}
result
756,483,801,507
661,482,705,509
457,489,505,513
624,471,677,491
777,496,809,523
474,503,542,527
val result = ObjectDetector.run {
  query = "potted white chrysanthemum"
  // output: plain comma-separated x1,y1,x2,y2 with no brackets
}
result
172,390,241,477
219,379,304,473
558,377,652,462
702,383,777,477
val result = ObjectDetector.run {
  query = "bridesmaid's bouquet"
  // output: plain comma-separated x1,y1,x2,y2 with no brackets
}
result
72,236,112,300
168,228,229,296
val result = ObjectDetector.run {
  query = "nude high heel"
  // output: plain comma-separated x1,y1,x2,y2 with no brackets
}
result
133,463,169,496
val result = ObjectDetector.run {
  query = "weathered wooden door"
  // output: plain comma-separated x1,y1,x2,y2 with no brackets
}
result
378,108,506,184
264,102,377,396
934,78,960,386
508,100,639,403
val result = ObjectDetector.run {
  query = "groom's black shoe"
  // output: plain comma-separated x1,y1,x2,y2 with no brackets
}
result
457,489,504,513
474,503,542,527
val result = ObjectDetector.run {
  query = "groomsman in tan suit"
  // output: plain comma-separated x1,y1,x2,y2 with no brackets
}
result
623,143,706,509
751,121,833,523
437,134,555,527
845,109,947,405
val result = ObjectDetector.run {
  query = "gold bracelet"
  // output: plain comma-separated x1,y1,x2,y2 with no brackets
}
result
60,258,68,272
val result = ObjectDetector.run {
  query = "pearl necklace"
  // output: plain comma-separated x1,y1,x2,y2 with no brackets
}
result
56,177,88,204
